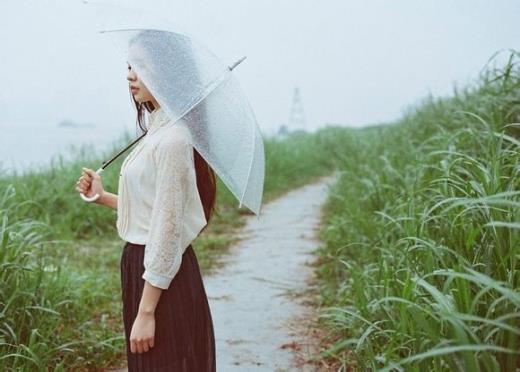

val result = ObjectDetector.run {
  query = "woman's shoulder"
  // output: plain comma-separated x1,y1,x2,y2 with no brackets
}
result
154,119,193,156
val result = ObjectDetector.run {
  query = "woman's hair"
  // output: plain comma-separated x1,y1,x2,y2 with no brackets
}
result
130,84,218,229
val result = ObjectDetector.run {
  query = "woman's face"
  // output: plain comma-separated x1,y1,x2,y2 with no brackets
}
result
126,62,155,104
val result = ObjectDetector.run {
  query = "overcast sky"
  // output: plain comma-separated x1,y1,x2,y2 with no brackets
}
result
1,0,519,137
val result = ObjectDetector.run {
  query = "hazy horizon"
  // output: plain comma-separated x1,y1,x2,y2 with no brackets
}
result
1,0,519,169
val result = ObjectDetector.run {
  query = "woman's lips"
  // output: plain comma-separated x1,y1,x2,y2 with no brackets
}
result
130,87,139,93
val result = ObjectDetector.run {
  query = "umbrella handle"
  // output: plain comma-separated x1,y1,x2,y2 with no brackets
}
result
79,167,105,203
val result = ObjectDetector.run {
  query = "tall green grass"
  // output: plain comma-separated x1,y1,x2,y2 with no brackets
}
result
315,50,520,371
0,125,341,370
0,185,124,371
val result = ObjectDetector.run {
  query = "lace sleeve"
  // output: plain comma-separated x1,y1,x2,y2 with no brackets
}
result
142,131,193,290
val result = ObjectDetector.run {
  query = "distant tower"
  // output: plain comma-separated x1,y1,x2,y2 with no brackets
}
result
288,86,306,131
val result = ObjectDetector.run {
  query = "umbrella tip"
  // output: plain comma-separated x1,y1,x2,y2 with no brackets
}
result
229,56,247,71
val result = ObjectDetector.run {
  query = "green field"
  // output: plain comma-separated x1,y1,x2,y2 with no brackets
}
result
315,51,520,371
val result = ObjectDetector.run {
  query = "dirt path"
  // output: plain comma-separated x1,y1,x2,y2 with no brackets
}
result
204,173,339,371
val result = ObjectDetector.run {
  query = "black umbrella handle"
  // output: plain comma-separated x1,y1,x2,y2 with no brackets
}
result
100,131,148,170
80,131,147,203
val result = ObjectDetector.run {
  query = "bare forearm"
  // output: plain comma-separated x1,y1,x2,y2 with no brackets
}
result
97,191,118,210
138,281,163,315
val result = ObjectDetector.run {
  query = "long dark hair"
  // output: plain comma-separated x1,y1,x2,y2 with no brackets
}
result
130,93,218,227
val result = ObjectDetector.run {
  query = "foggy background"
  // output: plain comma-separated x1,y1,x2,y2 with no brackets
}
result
1,0,519,172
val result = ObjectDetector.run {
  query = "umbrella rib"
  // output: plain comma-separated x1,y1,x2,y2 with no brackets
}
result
167,72,252,210
175,72,256,213
172,73,230,126
239,102,257,210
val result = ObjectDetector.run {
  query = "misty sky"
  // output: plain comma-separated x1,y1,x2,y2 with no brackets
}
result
1,0,519,137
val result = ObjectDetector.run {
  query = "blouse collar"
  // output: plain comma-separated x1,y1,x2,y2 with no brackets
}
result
147,106,171,133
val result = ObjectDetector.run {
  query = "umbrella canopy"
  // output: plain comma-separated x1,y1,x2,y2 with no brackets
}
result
82,3,265,216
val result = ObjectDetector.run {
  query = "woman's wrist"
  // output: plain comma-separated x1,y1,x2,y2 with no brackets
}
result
95,191,117,209
138,307,155,316
138,282,162,316
95,190,108,205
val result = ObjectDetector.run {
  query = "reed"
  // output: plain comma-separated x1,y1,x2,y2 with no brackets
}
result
315,50,520,371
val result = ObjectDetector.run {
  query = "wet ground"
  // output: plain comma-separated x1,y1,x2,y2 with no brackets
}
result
204,173,339,371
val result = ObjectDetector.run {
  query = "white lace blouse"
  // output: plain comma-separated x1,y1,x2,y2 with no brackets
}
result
116,106,208,289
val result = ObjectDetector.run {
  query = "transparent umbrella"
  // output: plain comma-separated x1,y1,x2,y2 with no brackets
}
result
79,4,265,216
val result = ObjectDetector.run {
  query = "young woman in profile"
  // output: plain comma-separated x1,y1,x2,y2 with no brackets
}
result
74,62,217,371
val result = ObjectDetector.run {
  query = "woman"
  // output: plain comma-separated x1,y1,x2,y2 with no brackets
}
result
74,61,217,371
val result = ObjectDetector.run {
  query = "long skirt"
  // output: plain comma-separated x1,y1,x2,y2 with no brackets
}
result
120,241,216,371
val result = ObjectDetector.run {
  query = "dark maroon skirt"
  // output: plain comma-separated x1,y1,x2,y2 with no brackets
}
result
120,241,216,372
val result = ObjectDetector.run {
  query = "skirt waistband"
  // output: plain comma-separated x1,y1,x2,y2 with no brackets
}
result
124,241,145,248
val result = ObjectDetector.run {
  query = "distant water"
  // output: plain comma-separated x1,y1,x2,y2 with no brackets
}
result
0,121,133,176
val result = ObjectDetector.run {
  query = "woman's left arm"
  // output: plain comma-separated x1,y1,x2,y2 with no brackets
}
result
138,283,162,315
129,132,192,354
142,133,192,289
129,282,161,353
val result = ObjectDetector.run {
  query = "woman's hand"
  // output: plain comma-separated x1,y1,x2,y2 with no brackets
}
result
130,311,156,353
76,167,105,203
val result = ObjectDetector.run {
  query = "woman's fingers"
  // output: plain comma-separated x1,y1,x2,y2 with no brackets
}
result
80,171,92,183
77,174,91,183
131,338,141,353
75,167,95,194
82,167,98,180
129,338,153,354
76,180,89,193
76,179,90,193
137,338,147,353
82,169,93,181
